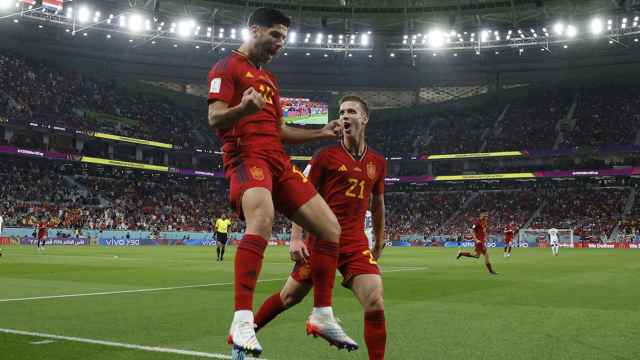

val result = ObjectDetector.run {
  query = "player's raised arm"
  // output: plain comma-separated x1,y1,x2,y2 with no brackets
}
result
208,87,265,129
371,193,386,260
279,118,341,144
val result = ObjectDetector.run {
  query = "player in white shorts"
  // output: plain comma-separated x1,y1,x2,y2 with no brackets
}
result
365,210,374,250
548,228,559,256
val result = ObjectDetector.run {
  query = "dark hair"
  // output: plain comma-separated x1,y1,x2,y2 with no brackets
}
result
340,95,369,116
479,208,488,214
248,7,291,28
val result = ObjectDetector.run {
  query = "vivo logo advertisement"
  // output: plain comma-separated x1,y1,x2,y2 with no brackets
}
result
100,239,143,246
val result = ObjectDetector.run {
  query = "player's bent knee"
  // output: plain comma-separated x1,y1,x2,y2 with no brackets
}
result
245,209,274,237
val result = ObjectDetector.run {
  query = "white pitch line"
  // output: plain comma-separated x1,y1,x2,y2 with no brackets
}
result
0,267,430,303
0,278,287,303
384,266,429,273
30,339,56,345
0,328,264,360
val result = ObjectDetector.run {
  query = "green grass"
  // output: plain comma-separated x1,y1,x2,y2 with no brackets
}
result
285,114,328,125
1,246,639,360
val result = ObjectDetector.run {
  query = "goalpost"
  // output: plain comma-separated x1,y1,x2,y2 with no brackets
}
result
518,228,574,248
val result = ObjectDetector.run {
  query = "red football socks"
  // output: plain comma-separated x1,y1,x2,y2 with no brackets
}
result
254,293,286,332
460,252,479,258
364,310,387,360
234,234,268,311
310,241,339,307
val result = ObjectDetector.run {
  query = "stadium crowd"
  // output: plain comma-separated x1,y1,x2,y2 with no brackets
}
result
441,190,543,236
0,53,209,150
0,157,294,236
2,51,640,242
2,156,637,242
3,52,640,163
561,86,640,148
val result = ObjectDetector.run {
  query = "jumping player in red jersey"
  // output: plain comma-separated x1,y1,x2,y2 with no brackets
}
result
503,222,516,257
457,209,498,274
207,7,355,356
253,95,387,359
36,218,48,250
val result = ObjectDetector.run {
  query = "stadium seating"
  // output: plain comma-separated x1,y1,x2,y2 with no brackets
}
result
2,155,635,241
3,52,640,161
0,53,211,150
2,51,640,242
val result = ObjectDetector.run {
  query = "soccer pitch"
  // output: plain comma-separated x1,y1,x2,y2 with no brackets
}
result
1,246,639,360
285,114,328,125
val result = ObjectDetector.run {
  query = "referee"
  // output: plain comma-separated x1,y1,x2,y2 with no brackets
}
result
214,213,232,261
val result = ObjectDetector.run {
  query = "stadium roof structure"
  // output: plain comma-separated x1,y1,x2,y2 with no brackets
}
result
152,0,630,34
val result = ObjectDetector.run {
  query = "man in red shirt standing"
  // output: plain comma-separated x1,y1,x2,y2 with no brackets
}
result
36,218,48,250
457,209,497,274
207,7,353,356
503,222,516,257
253,95,387,359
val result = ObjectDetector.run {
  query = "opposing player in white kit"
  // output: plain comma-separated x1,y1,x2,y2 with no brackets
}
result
365,210,374,250
548,228,559,256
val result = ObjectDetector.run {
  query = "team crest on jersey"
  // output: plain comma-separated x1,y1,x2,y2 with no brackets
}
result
249,166,265,181
367,162,377,180
338,164,348,172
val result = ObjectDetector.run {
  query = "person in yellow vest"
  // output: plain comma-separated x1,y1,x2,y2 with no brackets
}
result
214,213,232,261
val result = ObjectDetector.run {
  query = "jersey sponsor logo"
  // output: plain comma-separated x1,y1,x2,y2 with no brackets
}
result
338,164,348,172
367,162,377,180
249,166,265,181
245,71,255,78
210,78,222,93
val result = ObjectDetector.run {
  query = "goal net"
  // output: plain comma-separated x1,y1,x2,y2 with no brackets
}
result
518,228,574,247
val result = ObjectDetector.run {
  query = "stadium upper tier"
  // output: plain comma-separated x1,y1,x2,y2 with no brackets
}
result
2,52,640,163
0,53,211,151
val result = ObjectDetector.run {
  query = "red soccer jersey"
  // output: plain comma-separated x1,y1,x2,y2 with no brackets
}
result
207,50,284,153
37,222,47,238
473,220,487,243
307,144,387,254
504,226,515,242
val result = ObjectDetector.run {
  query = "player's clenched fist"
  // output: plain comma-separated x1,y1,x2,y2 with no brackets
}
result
240,87,265,115
321,119,342,139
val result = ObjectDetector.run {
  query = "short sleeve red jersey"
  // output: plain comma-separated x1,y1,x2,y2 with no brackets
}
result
207,50,284,153
307,144,387,253
473,220,487,243
37,222,47,237
503,226,515,242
